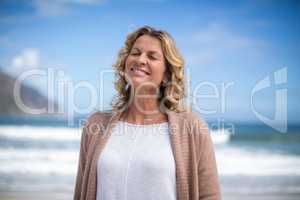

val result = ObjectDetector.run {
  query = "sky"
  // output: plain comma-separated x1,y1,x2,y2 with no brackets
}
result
0,0,299,127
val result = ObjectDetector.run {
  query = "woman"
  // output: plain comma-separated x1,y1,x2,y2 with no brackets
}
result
74,26,221,200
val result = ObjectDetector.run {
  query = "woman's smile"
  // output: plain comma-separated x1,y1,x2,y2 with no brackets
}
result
130,66,151,77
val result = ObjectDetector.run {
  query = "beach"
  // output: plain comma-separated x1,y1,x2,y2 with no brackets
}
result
1,125,300,200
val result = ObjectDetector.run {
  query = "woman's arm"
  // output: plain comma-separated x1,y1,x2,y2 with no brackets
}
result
198,130,221,200
73,127,88,200
193,115,221,200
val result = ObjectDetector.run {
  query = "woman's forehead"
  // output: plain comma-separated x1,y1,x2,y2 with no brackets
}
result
132,35,163,53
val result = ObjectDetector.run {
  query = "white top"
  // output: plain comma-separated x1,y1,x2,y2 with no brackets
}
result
96,121,177,200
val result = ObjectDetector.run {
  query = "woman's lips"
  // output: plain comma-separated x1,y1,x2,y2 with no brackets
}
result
130,67,150,76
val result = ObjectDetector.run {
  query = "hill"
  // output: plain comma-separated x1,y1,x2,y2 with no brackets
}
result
0,71,58,117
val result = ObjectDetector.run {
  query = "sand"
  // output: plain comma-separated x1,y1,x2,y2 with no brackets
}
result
1,191,300,200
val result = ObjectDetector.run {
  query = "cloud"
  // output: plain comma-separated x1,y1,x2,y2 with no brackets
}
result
183,23,266,67
192,23,257,49
0,0,107,21
3,48,73,104
1,48,47,99
4,48,40,77
32,0,107,17
33,0,70,17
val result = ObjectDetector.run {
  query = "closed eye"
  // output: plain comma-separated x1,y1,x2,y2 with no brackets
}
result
149,55,158,60
130,52,140,56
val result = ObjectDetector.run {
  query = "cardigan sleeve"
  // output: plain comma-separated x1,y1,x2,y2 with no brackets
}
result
197,118,221,200
73,111,109,200
73,126,88,200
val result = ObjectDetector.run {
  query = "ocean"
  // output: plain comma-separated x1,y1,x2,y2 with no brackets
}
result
0,119,300,199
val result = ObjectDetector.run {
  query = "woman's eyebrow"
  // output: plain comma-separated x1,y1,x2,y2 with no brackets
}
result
148,50,162,57
150,52,163,60
131,47,141,52
132,47,162,57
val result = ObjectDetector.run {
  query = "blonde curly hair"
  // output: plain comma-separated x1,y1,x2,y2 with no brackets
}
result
111,26,187,113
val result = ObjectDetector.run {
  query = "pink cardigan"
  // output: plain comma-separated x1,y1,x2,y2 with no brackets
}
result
73,109,221,200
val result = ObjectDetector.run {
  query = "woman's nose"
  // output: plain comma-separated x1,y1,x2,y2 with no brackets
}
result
137,53,147,65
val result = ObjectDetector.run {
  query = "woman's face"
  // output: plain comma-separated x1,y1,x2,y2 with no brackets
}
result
124,35,166,92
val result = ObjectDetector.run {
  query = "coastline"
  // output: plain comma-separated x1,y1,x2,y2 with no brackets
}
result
0,192,72,200
1,191,300,200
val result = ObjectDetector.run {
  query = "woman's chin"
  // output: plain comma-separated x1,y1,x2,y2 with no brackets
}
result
130,84,160,94
131,79,150,87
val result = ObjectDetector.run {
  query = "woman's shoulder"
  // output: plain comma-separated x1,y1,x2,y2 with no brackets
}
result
176,110,209,127
83,110,114,135
86,109,113,123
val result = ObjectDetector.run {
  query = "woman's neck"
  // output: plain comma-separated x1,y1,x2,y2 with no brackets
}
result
121,97,167,125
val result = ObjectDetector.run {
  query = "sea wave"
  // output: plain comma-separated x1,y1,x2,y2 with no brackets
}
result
0,126,300,177
0,126,81,141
